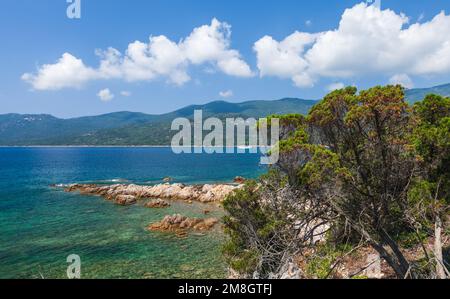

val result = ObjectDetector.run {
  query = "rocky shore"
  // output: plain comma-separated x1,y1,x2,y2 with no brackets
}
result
59,181,241,236
64,182,241,205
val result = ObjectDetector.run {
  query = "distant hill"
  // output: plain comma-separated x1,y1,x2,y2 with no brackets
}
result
170,98,317,118
0,112,157,145
405,83,450,103
0,84,449,146
0,98,316,146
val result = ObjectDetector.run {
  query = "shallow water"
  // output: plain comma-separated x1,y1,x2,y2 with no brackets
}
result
0,147,265,279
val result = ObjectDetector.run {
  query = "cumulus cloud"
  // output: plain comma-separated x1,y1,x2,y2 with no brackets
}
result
182,19,253,77
22,53,98,90
254,31,318,87
389,74,414,89
23,19,252,91
326,82,345,92
97,88,114,102
219,90,233,98
120,91,132,97
254,2,450,88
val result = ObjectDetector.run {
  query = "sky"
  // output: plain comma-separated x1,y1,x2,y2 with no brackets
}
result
1,0,450,118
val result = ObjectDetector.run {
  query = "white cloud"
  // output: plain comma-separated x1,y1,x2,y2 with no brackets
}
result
22,53,98,90
219,90,233,98
120,91,132,97
254,2,450,88
305,20,312,27
254,32,318,87
370,0,381,9
326,82,345,92
23,19,252,91
389,73,414,89
182,19,253,77
97,88,114,102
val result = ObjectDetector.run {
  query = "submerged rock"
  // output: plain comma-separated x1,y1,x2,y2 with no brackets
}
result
148,214,219,233
145,199,171,208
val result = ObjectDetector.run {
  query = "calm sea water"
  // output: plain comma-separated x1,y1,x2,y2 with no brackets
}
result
0,147,265,279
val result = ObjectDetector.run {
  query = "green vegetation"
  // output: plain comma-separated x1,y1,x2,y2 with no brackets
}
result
223,85,450,279
305,243,353,279
222,178,293,277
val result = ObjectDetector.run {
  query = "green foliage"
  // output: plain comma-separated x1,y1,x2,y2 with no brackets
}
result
345,85,408,125
222,85,450,279
308,86,358,127
411,94,450,214
305,243,353,279
308,85,415,235
305,254,336,279
221,243,260,274
298,146,344,188
413,95,450,179
278,127,309,152
222,180,288,276
351,275,369,279
259,168,289,189
414,94,450,124
397,230,428,249
265,113,305,126
407,179,442,214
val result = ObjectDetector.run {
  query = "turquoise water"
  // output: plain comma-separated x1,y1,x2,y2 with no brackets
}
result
0,147,265,279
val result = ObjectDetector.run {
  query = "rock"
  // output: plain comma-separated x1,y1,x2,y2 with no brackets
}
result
268,258,302,279
228,268,245,279
148,214,219,233
203,210,211,215
163,177,172,183
192,218,218,231
145,199,170,208
64,182,239,203
115,195,137,206
234,176,246,184
279,262,302,279
365,253,383,279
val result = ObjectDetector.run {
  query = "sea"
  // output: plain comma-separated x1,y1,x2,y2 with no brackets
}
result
0,147,266,279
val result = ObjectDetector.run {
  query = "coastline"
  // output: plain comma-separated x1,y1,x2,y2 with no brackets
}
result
0,145,172,148
0,145,262,148
0,148,260,278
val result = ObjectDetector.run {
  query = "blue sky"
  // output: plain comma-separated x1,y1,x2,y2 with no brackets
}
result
1,0,450,118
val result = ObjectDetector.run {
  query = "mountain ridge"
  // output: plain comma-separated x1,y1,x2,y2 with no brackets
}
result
405,83,450,103
0,98,316,146
1,84,449,146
